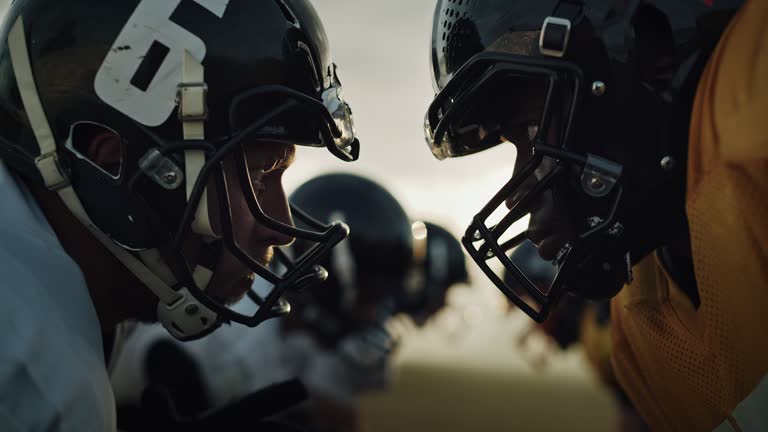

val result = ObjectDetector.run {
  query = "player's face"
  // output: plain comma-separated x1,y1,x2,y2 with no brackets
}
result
203,141,296,305
502,93,577,261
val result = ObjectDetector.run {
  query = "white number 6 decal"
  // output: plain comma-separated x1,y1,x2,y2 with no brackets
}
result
94,0,229,127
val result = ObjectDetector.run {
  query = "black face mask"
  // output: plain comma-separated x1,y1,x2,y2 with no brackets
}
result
426,51,628,322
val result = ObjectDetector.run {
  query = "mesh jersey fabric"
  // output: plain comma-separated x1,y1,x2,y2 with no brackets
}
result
610,1,768,430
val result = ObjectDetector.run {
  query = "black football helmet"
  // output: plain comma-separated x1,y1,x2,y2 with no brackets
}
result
0,0,359,340
399,221,469,326
284,173,413,369
424,0,742,321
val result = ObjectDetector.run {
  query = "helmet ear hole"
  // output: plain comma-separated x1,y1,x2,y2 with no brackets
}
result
65,122,124,179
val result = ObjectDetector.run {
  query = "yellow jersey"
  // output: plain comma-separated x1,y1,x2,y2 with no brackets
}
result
610,0,768,430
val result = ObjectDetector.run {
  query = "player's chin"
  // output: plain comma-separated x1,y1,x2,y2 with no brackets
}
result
206,273,254,306
210,248,274,306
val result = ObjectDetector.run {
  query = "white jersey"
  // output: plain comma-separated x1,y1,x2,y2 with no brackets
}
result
0,161,116,431
111,279,395,410
110,279,292,408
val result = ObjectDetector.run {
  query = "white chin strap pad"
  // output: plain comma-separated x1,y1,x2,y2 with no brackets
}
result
157,286,219,341
158,265,217,341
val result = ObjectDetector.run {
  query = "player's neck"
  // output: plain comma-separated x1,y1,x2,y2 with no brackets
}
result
82,255,157,332
29,184,157,332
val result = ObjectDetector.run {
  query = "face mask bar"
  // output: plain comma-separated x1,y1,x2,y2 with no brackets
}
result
463,155,568,321
201,162,349,326
464,145,624,322
435,52,626,322
425,52,577,160
247,237,330,305
128,85,354,329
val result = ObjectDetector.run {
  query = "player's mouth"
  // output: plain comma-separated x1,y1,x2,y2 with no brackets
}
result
210,273,256,306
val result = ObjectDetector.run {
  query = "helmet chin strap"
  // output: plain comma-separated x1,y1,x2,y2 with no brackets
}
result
8,17,219,341
156,49,221,341
180,50,216,239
